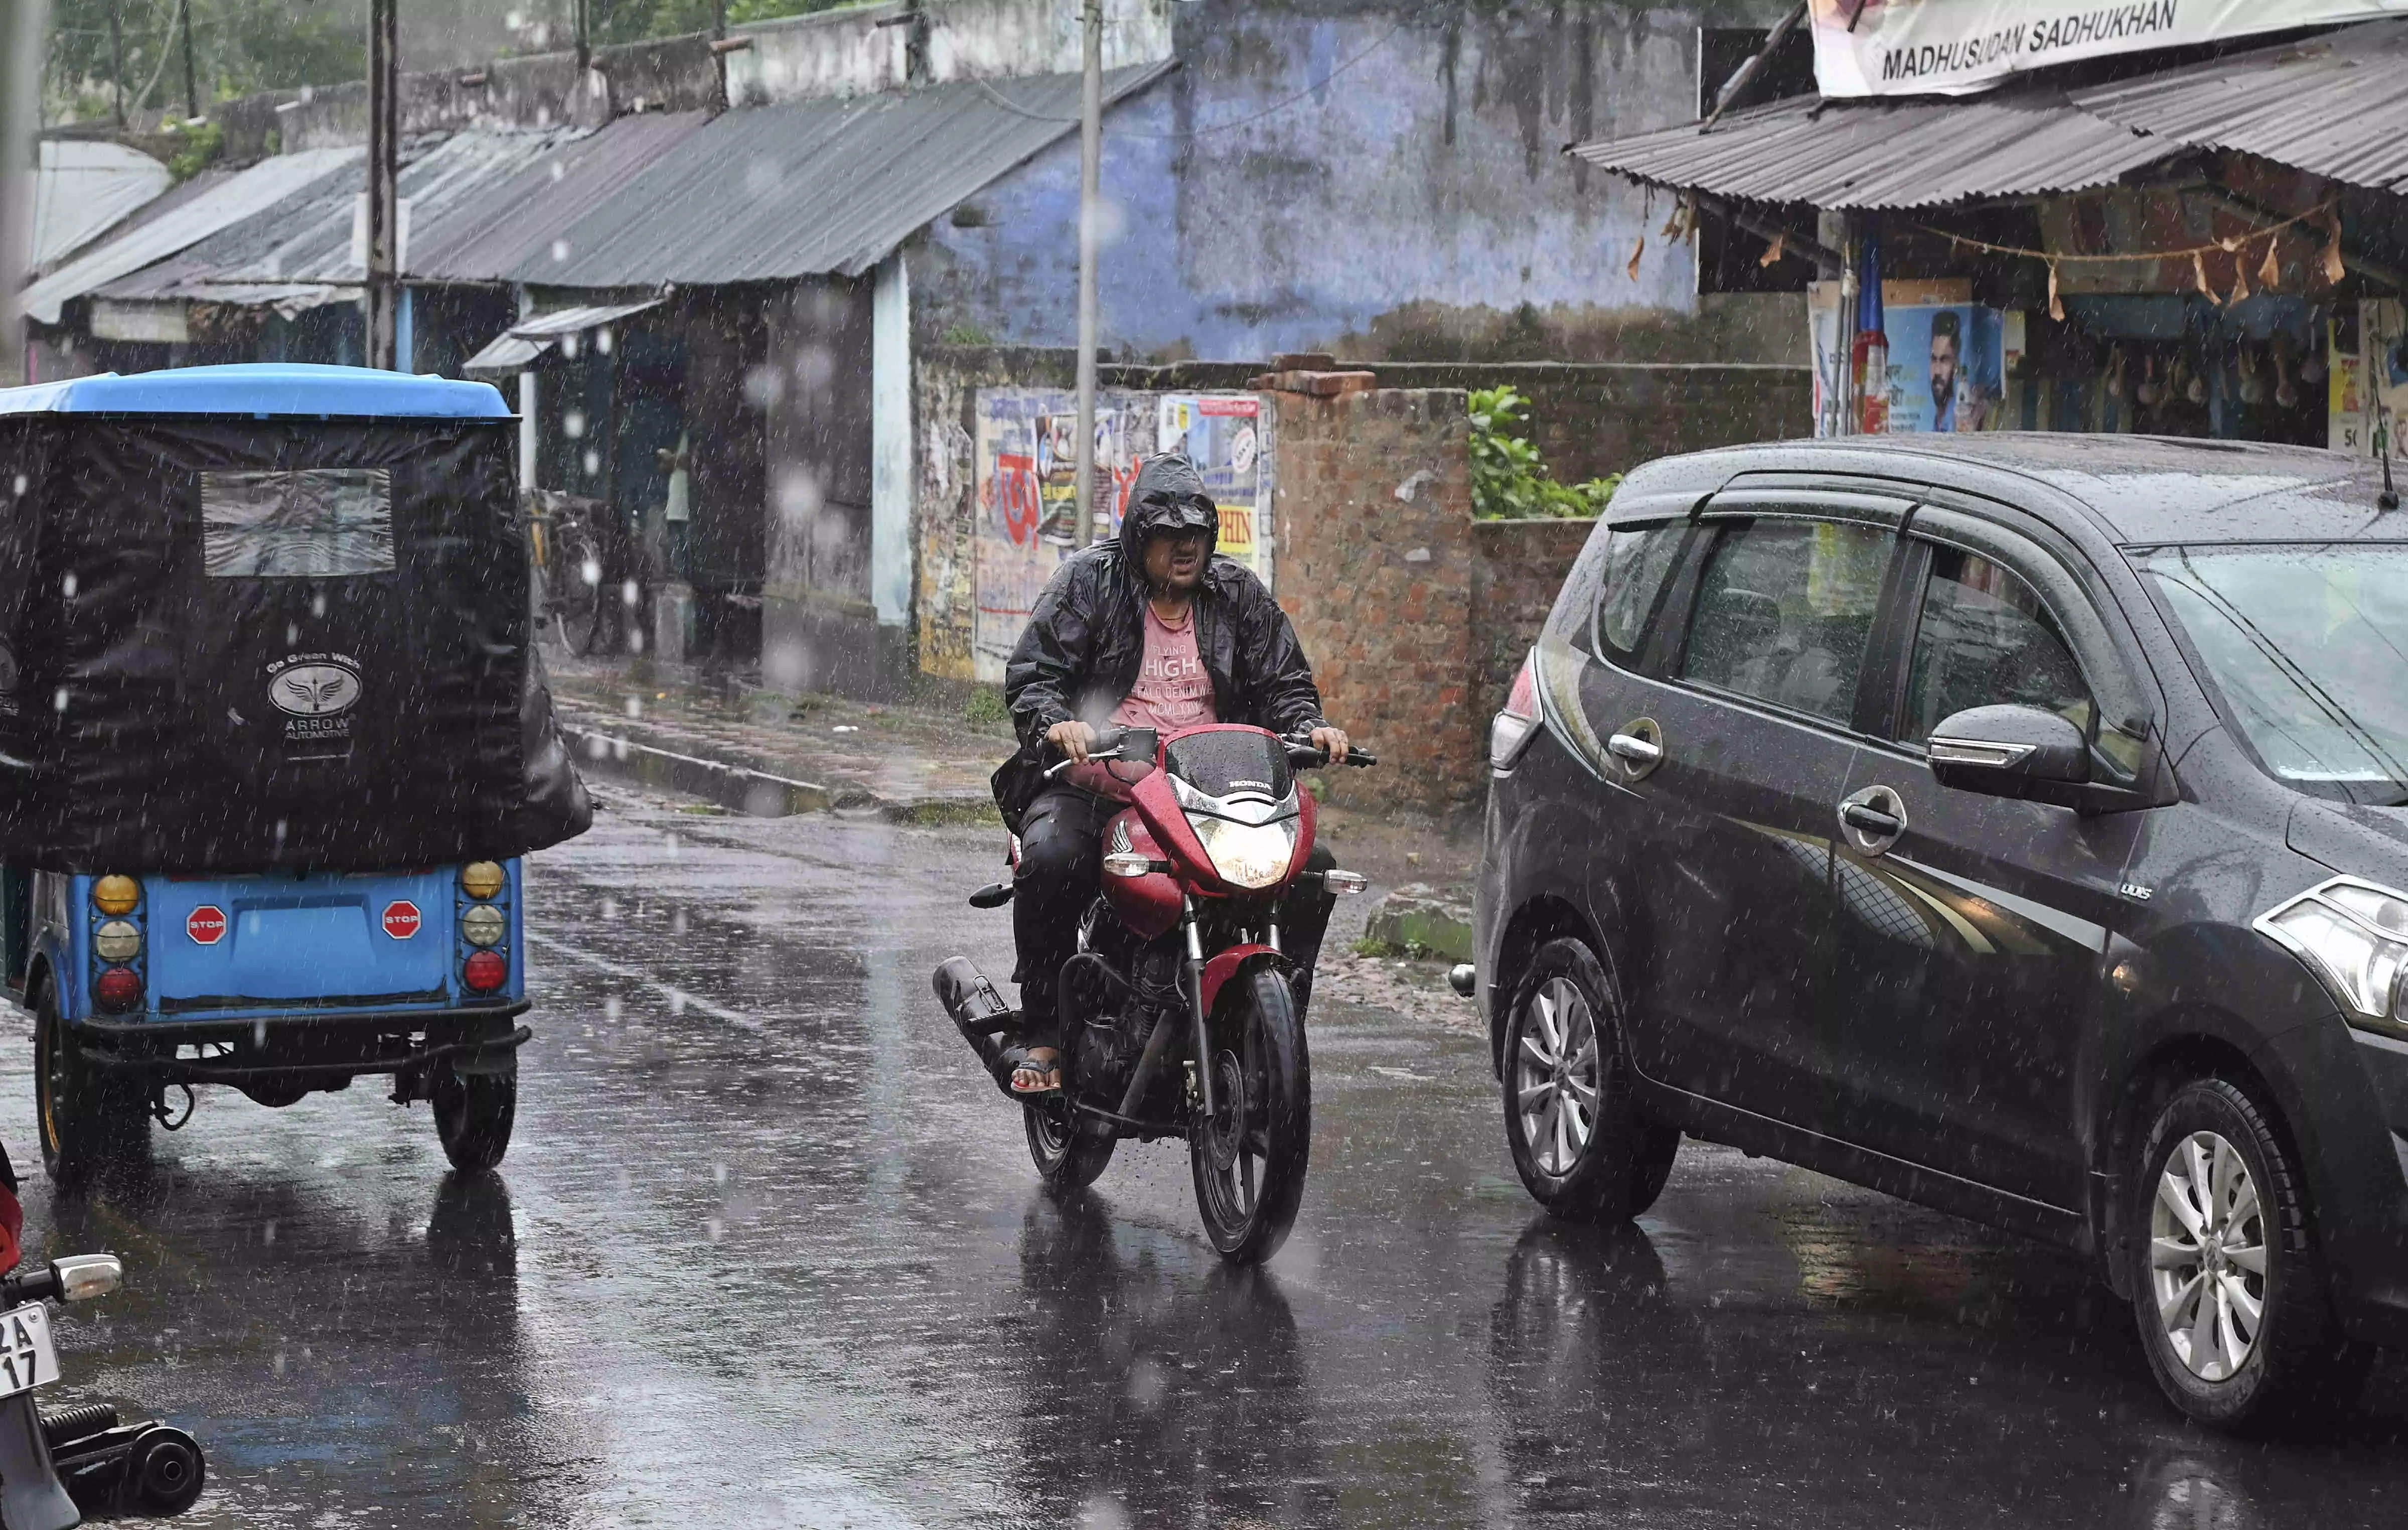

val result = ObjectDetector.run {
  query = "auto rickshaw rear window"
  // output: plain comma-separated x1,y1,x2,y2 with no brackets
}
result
201,469,395,578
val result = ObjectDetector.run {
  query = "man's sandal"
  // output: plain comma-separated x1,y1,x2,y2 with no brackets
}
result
998,1043,1062,1095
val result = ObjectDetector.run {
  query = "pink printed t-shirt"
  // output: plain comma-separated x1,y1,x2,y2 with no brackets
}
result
1068,602,1217,797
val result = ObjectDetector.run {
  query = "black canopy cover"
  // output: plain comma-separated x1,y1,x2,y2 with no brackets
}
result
0,415,591,871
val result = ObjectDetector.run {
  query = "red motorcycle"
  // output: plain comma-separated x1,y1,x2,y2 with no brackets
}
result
935,723,1371,1262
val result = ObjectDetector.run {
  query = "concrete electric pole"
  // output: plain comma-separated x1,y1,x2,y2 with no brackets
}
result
1073,0,1104,544
365,0,400,370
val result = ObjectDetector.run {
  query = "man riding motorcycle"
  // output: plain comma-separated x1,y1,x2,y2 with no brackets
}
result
996,452,1351,1094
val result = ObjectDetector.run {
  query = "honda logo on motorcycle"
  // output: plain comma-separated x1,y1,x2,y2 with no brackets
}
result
382,901,421,939
185,905,227,944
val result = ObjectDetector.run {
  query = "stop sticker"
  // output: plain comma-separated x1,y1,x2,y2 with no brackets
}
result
186,906,227,945
382,901,422,940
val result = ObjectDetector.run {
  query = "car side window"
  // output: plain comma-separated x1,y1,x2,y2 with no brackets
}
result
1590,523,1689,667
1681,519,1892,725
1901,545,2095,746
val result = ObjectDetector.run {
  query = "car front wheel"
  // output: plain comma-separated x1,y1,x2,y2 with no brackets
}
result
2127,1076,2367,1431
1500,937,1678,1222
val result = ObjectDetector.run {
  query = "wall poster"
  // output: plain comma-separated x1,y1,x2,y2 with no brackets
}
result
971,388,1275,684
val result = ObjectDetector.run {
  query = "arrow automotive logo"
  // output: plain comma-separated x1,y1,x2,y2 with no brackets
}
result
268,658,362,718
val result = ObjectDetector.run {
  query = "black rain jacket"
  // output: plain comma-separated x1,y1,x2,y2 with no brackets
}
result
993,453,1325,830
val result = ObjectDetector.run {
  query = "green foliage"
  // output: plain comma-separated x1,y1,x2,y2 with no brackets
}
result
162,117,222,182
1467,386,1622,521
962,685,1010,730
941,323,997,347
595,0,861,46
45,0,364,111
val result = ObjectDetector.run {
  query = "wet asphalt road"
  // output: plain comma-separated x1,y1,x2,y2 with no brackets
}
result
5,784,2406,1528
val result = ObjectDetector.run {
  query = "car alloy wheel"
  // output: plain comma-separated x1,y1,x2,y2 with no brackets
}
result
1515,976,1600,1177
2150,1129,2268,1382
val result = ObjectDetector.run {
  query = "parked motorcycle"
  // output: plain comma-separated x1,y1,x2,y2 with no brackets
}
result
0,1254,205,1527
935,723,1372,1263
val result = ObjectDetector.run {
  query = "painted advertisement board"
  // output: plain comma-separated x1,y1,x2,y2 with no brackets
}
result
1811,1,2408,99
1808,280,2010,435
970,388,1273,683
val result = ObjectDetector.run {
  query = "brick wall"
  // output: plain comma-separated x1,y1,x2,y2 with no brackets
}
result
1472,517,1595,718
1273,389,1478,816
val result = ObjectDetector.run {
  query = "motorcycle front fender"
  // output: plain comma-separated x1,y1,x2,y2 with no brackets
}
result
1199,944,1289,1018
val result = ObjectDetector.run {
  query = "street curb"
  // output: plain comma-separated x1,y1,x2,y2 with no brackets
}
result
560,723,1000,826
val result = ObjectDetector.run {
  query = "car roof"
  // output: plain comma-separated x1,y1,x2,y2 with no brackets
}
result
0,364,511,421
1617,433,2408,546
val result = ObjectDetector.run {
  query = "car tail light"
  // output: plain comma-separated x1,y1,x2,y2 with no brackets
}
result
93,875,139,915
1490,650,1542,770
94,966,142,1012
463,950,508,994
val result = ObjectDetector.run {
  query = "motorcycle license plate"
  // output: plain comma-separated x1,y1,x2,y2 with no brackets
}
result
0,1305,58,1398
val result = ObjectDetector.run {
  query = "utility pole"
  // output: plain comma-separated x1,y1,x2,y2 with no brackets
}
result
1,0,55,388
1073,0,1104,544
177,0,198,119
574,0,591,73
108,0,125,125
365,0,399,369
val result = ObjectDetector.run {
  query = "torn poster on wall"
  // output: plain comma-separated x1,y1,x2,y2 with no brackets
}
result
972,388,1274,684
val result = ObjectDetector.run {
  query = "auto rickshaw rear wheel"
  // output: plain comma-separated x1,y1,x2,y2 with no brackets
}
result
431,1058,516,1173
32,982,149,1185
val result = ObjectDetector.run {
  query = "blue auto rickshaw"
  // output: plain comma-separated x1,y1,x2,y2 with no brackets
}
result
0,364,590,1180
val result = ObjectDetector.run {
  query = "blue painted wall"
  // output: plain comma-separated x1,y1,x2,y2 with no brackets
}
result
913,1,1797,365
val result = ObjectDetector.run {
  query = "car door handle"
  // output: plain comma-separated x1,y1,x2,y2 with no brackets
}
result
1840,801,1904,837
1607,733,1662,766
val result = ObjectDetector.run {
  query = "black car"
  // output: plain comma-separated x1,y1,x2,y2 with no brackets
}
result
1471,433,2408,1431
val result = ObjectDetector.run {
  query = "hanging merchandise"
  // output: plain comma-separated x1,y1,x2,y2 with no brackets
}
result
1853,221,1890,436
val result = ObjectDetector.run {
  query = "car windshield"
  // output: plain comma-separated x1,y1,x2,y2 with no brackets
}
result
2138,543,2408,806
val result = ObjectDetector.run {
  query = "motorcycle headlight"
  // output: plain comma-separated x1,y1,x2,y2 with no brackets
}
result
1192,815,1298,890
2256,876,2408,1034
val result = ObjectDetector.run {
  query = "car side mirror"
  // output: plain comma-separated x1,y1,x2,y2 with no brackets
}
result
1927,704,2089,804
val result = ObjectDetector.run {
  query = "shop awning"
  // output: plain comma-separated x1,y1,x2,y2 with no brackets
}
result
1571,20,2408,211
1566,86,2169,210
460,299,664,377
518,61,1175,288
2072,20,2408,195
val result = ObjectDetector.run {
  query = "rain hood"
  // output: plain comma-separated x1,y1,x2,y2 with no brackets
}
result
0,399,590,871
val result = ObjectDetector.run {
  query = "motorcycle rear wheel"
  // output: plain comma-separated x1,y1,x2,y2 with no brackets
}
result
1191,967,1311,1264
1025,1100,1115,1191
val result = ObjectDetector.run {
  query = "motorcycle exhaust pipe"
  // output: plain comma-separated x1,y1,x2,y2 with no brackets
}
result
932,957,1012,1078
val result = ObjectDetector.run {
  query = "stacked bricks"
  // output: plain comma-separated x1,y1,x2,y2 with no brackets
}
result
1272,387,1480,815
1472,517,1596,717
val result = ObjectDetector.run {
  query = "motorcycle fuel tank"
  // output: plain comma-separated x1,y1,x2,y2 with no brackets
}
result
1101,810,1183,939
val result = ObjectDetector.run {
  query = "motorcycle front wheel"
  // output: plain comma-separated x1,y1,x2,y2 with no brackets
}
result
1191,967,1311,1264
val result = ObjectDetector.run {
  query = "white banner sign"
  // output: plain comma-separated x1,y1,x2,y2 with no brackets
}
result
1811,0,2408,97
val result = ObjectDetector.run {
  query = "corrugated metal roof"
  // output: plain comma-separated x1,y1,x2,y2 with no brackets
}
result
96,128,583,307
30,141,172,270
2074,21,2408,194
1567,87,2167,210
522,63,1174,288
21,148,358,325
413,112,709,282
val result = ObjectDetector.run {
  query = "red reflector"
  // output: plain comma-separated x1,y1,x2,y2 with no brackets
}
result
462,950,508,994
94,966,142,1013
1504,653,1538,719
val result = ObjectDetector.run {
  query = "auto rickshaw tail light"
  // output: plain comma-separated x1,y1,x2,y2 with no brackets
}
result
93,920,141,962
93,875,138,915
94,966,141,1012
463,950,508,994
461,904,507,947
461,861,505,900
